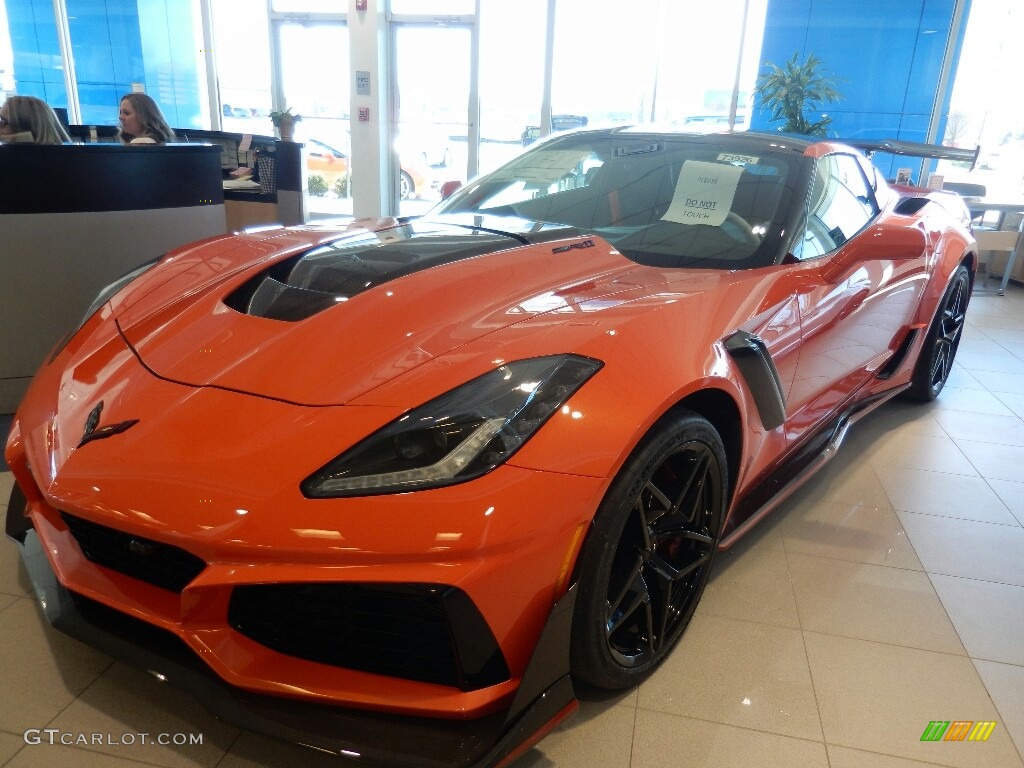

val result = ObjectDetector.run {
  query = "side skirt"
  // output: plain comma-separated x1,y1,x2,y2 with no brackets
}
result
720,383,908,549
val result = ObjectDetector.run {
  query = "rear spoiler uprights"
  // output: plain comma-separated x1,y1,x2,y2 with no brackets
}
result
843,139,980,172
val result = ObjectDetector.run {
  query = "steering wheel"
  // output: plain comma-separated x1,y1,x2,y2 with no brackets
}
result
722,212,761,247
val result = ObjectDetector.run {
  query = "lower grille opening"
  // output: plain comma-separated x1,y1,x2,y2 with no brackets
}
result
229,582,510,691
60,512,206,592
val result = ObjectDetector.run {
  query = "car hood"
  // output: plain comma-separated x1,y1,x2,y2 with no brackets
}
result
116,216,721,405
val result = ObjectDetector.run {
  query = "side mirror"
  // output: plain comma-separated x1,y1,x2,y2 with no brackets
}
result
439,180,462,200
822,223,927,282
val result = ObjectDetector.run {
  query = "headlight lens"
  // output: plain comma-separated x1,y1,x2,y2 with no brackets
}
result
50,258,160,361
303,354,603,497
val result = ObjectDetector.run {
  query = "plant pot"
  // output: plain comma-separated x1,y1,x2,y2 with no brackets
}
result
277,118,295,141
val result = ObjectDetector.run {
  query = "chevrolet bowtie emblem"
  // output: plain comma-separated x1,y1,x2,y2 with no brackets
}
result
79,401,139,448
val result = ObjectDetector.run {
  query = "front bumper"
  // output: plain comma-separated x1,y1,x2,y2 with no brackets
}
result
7,485,578,768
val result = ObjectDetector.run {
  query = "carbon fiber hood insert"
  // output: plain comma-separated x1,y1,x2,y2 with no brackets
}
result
225,217,581,321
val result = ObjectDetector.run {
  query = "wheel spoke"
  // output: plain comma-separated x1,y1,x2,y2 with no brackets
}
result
648,548,711,583
606,556,648,637
633,497,654,551
669,451,710,523
644,479,673,514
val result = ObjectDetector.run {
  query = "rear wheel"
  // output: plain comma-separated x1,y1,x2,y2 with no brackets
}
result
570,411,726,690
906,264,970,401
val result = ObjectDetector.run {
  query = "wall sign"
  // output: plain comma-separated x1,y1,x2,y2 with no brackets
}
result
356,71,371,96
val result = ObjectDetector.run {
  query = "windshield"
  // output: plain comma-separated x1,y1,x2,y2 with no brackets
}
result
437,133,801,270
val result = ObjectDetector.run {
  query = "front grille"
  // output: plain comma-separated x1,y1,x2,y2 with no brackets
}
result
60,512,206,592
229,583,510,691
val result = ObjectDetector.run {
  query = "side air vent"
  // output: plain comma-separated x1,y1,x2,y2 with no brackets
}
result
876,327,919,380
894,197,930,216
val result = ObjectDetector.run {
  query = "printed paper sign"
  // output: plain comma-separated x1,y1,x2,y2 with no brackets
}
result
662,161,742,227
717,153,759,165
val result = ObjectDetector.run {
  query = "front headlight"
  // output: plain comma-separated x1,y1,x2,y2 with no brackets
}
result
302,354,603,497
50,258,160,362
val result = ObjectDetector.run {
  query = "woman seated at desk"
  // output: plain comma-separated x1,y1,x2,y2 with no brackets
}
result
118,93,175,145
0,96,71,144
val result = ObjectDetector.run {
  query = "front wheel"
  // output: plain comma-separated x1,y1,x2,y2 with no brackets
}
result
399,171,414,200
570,411,726,690
906,264,970,401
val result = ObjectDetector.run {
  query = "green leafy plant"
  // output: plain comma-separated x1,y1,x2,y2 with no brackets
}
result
307,173,329,197
332,173,350,198
269,107,302,126
755,52,842,137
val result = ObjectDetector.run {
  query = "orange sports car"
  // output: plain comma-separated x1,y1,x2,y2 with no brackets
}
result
6,129,979,767
307,137,435,200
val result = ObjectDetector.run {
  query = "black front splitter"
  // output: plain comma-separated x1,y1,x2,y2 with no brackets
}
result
9,514,578,768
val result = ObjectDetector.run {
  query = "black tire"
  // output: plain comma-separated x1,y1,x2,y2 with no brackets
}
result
906,264,970,401
570,410,726,690
399,171,414,200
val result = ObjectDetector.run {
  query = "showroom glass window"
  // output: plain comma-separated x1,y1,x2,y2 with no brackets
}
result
796,154,878,260
477,0,546,176
213,0,273,135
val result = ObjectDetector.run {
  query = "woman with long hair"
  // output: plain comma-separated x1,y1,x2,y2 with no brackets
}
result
118,92,175,144
0,96,71,144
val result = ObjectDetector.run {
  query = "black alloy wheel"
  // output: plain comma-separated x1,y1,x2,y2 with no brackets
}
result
571,411,726,690
907,264,970,401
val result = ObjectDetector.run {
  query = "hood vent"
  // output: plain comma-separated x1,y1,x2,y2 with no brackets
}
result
223,223,526,322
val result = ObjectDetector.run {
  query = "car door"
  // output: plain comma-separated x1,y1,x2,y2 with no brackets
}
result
785,153,928,441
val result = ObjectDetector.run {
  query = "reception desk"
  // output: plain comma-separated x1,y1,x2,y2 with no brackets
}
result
1,143,227,413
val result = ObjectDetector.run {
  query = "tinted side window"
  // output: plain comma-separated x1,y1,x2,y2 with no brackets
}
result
794,154,877,260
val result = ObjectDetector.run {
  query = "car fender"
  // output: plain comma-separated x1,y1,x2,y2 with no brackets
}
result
911,227,975,328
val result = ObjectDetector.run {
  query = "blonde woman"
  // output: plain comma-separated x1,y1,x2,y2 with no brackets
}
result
0,96,71,144
118,92,175,144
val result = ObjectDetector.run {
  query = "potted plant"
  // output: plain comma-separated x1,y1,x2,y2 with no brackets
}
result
270,107,302,141
755,52,842,137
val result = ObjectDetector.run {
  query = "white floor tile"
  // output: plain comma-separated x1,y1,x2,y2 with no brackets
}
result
779,501,923,571
787,553,965,654
637,614,822,741
804,632,1022,768
875,465,1020,525
931,574,1024,666
973,660,1024,760
631,711,830,768
897,510,1024,586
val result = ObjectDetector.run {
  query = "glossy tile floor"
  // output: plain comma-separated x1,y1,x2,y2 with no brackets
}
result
1,284,1023,768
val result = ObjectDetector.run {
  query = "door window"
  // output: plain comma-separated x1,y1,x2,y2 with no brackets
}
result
795,154,878,260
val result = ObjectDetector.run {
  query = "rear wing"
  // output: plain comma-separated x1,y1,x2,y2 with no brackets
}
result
843,139,980,172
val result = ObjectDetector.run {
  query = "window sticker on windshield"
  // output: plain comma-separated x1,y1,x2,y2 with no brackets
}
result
717,153,759,165
662,161,742,227
490,150,595,183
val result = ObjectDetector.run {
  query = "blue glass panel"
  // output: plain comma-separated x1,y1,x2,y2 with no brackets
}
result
109,15,145,84
754,0,964,146
78,82,123,125
803,1,919,111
